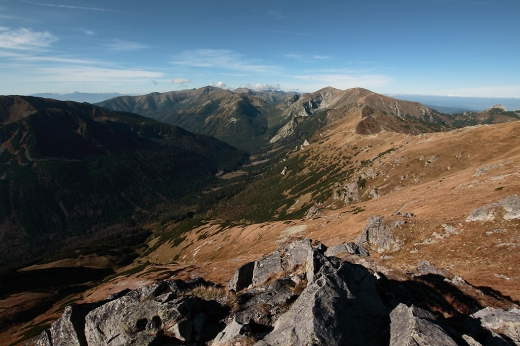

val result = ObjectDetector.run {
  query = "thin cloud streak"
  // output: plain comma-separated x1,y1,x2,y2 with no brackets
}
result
171,49,281,74
21,0,125,13
206,21,310,36
105,39,148,51
0,27,56,50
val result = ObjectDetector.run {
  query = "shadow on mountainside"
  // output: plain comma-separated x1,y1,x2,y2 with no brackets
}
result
376,272,517,345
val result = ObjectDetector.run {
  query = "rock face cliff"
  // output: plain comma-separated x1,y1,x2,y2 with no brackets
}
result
33,239,520,346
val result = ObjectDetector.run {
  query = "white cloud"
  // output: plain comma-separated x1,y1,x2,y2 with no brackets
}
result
0,27,57,50
240,83,281,91
78,28,94,36
172,49,280,74
293,72,391,89
35,66,164,83
210,81,230,89
443,85,520,98
172,78,192,85
21,0,124,13
105,39,147,51
284,53,332,62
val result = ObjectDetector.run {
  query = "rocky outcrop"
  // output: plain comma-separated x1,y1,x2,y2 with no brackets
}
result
228,261,255,292
466,195,520,222
389,304,460,346
356,215,400,253
472,307,520,344
269,117,298,144
324,242,369,257
35,238,520,346
257,257,388,346
333,182,360,204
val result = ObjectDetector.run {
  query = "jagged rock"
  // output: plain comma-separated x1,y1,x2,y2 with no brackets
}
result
389,304,459,346
49,304,96,346
333,182,360,204
257,259,389,346
324,243,348,257
228,261,255,292
237,278,298,328
282,238,312,270
35,330,52,346
472,307,520,343
84,294,163,346
499,195,520,220
304,204,321,219
269,118,298,144
252,251,283,286
324,242,369,257
305,248,329,284
418,260,448,277
212,313,252,346
356,215,398,253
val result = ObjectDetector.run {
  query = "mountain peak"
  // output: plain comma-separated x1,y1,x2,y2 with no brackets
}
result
486,104,507,112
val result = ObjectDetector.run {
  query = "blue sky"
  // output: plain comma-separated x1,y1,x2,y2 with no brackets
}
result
0,0,519,97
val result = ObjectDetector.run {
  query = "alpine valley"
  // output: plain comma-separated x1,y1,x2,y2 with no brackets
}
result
1,87,519,346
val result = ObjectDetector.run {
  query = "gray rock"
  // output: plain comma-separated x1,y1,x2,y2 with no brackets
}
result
499,195,520,221
463,334,483,346
394,211,416,218
35,330,52,346
389,303,459,346
324,242,369,257
324,243,347,257
228,261,255,291
472,307,520,343
212,314,252,346
84,294,164,346
466,204,498,222
334,182,360,204
282,238,312,270
306,248,328,284
257,260,388,346
49,304,94,346
356,215,398,253
418,260,448,277
252,252,283,286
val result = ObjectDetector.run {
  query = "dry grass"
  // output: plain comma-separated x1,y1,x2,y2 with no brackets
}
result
189,285,238,311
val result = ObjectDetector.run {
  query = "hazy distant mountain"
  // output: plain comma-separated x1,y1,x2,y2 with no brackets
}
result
390,94,520,112
0,95,248,268
97,87,292,152
30,92,131,104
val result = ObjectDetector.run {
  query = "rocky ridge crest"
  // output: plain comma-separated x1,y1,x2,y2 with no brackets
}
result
32,237,520,346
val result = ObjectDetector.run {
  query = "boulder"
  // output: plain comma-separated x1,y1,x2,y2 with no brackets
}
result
84,295,162,346
356,215,398,253
282,238,312,270
324,242,369,257
228,261,255,292
252,251,283,286
257,260,389,346
499,195,520,221
472,307,520,343
466,204,498,222
389,304,459,346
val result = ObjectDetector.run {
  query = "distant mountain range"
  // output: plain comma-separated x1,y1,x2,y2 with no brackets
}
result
390,94,520,112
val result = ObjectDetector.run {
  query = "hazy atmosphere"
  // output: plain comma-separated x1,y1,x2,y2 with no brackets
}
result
1,0,519,97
